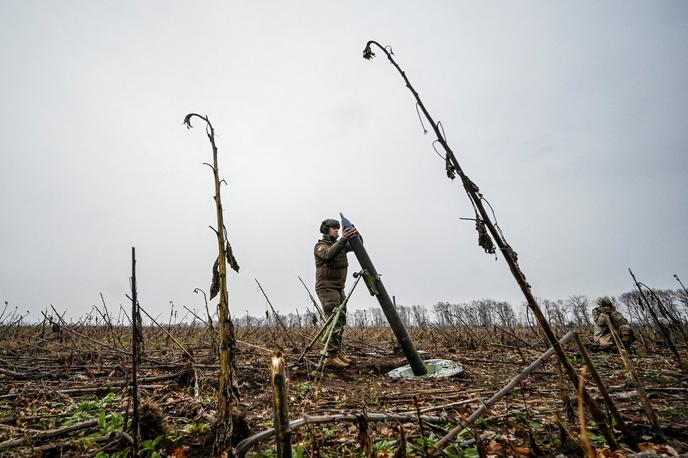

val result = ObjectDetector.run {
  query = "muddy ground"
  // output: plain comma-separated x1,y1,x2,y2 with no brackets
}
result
1,324,687,457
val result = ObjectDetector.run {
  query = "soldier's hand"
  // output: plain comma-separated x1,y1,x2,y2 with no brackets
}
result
341,227,358,240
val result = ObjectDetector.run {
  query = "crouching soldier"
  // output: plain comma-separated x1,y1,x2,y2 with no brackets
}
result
314,218,358,368
592,297,635,349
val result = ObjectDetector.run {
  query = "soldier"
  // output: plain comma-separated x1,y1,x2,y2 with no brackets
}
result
314,218,358,368
592,297,635,349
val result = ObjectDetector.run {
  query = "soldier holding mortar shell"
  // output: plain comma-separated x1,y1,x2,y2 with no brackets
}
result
313,218,359,368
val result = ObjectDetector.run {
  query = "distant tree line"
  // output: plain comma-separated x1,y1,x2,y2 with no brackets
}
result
230,287,688,329
23,287,683,330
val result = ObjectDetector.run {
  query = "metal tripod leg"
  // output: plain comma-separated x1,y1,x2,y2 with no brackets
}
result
316,304,345,369
296,309,337,365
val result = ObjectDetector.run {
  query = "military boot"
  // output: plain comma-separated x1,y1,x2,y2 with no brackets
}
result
338,354,353,364
324,355,350,368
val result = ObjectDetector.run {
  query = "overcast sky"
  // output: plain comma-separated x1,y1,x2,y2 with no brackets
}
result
1,1,686,323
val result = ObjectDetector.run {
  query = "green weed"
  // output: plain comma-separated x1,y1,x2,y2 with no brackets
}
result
62,392,119,426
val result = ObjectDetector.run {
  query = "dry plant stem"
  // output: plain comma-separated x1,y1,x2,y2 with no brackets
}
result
401,398,481,415
1,381,175,398
0,367,24,377
166,302,176,348
100,291,125,349
0,302,9,323
93,303,119,350
91,304,116,348
577,367,595,458
256,278,294,347
414,396,430,458
638,280,688,345
119,304,133,326
130,247,140,456
235,412,446,457
48,306,80,349
1,316,22,335
183,305,206,327
194,287,217,339
49,305,129,357
644,287,686,330
627,302,652,355
555,359,575,424
629,269,686,370
429,330,576,455
184,113,240,455
573,333,635,445
437,309,480,348
675,274,688,298
605,315,665,441
134,302,195,362
0,411,130,451
364,40,618,450
492,322,536,351
169,307,273,355
519,383,542,454
15,438,84,454
271,352,292,458
298,275,325,320
355,414,374,457
47,377,179,395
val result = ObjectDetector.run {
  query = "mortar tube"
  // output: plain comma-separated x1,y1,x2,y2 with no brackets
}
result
340,213,427,376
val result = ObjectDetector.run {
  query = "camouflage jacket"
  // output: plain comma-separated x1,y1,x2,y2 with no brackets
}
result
592,307,629,341
314,236,352,291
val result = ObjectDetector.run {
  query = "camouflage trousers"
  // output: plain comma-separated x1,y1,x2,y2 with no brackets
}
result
596,324,635,348
316,288,347,357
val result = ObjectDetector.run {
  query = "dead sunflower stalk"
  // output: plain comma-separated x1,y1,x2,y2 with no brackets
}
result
362,40,622,453
184,113,241,455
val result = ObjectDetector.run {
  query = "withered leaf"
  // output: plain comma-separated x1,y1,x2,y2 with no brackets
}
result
446,156,456,180
504,243,519,262
225,241,240,273
363,45,375,60
209,257,220,300
476,218,496,255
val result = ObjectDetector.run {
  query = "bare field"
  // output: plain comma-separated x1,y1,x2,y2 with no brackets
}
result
1,322,687,457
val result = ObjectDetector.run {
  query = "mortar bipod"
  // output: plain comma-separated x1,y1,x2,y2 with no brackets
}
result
294,270,366,368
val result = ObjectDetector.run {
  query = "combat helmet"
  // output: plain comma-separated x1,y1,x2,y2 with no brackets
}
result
320,218,340,234
596,297,614,310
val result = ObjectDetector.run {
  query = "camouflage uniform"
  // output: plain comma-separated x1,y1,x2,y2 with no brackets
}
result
592,305,634,348
314,235,352,357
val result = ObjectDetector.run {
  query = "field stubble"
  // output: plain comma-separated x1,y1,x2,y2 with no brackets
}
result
1,322,687,457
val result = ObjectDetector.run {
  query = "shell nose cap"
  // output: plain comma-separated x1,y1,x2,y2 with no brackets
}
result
339,212,354,231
